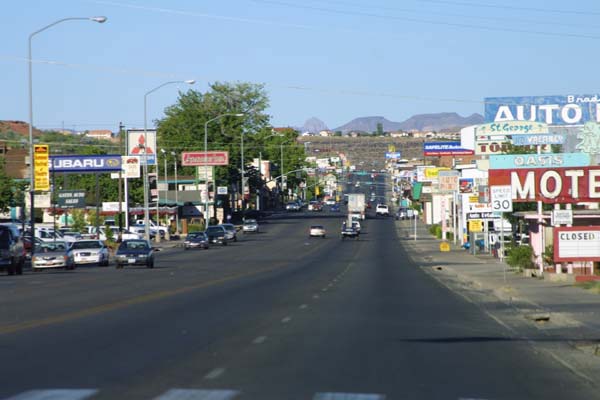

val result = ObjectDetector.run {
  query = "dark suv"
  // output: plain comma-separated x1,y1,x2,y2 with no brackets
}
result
0,224,25,275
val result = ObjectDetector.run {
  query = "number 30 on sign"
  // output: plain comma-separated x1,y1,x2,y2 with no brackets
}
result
491,185,513,212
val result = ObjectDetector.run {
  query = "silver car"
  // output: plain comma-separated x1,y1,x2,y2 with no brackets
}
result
242,219,259,233
67,240,110,267
219,223,238,242
32,241,72,271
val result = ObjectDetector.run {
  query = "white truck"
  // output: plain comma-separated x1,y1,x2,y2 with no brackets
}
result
134,220,168,237
347,193,366,220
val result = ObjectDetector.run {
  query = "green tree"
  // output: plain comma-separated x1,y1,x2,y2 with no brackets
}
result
376,122,384,136
0,159,15,213
71,209,87,233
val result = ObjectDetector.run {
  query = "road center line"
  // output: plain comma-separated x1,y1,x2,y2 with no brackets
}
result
281,316,292,323
299,304,308,309
204,367,226,380
252,335,267,344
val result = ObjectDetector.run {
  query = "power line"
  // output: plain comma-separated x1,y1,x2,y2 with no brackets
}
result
417,0,600,17
250,0,600,40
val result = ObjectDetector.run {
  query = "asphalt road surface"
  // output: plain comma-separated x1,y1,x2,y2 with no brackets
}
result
1,176,598,399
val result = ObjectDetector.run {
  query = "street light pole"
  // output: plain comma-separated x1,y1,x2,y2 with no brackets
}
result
142,79,195,242
203,113,244,228
171,151,179,234
28,16,106,256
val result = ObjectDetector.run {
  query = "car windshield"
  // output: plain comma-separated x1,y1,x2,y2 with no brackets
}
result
35,242,67,252
120,241,148,250
244,219,257,224
221,225,235,231
206,226,223,233
71,241,102,249
311,225,324,229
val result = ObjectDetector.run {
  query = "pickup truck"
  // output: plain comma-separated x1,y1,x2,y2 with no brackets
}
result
133,220,168,237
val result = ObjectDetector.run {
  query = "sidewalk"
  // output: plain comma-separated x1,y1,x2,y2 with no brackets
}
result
395,218,600,343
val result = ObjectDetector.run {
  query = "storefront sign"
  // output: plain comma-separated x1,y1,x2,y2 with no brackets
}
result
474,140,510,155
127,129,156,165
485,95,600,126
385,152,402,159
512,134,565,145
476,121,549,135
57,190,86,208
467,212,498,220
551,209,573,226
489,153,590,170
554,227,600,262
50,155,122,173
182,151,229,166
489,166,600,203
468,219,484,232
423,142,473,156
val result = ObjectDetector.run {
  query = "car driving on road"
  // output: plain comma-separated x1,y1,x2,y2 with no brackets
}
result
67,240,110,267
220,223,238,242
32,241,72,271
115,239,154,268
205,225,228,246
242,219,259,233
184,232,210,250
376,204,389,216
309,225,326,238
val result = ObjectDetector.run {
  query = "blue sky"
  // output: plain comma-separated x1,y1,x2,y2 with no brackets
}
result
3,0,600,132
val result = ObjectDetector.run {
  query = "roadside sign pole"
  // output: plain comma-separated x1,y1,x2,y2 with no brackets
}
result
414,210,418,241
501,212,506,283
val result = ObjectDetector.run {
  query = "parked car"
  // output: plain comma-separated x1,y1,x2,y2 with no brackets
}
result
205,226,228,246
376,204,389,216
220,223,238,242
183,232,210,250
99,227,142,241
67,240,110,267
324,199,336,206
0,224,25,275
396,208,408,220
115,239,154,268
133,219,168,237
309,225,326,238
330,204,341,212
32,241,72,271
242,219,259,233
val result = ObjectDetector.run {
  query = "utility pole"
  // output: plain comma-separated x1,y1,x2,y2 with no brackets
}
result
118,122,124,242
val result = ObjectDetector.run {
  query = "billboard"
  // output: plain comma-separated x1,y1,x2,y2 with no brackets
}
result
385,152,401,159
181,151,229,166
485,95,600,126
489,153,590,170
57,190,86,208
488,166,600,203
554,227,600,262
50,155,122,173
423,142,473,156
33,144,50,191
127,129,156,165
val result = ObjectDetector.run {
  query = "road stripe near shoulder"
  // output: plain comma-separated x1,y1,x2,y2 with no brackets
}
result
153,389,240,400
4,389,98,400
313,393,385,400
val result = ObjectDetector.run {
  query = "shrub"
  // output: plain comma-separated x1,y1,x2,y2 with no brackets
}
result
187,223,204,233
506,245,534,271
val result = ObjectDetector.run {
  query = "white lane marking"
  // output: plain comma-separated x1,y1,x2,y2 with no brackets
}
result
313,294,320,299
4,389,98,400
321,288,328,292
252,336,267,344
203,367,226,380
153,389,240,400
281,316,292,323
313,393,386,400
299,304,308,309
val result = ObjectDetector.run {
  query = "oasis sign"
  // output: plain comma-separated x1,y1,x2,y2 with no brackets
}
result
489,166,600,203
485,95,600,126
50,155,122,173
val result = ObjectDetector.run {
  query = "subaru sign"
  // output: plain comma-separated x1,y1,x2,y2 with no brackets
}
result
50,155,122,173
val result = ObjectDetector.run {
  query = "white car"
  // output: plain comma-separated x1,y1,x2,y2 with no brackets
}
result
376,204,389,216
309,225,326,238
67,240,110,267
32,241,72,271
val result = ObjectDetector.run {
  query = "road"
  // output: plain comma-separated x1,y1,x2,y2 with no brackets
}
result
1,175,598,399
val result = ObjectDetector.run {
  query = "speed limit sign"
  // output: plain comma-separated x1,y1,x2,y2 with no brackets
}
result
490,185,513,212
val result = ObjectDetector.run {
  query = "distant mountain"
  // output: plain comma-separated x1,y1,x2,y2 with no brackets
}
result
302,117,328,133
333,113,483,133
334,116,401,134
398,112,483,132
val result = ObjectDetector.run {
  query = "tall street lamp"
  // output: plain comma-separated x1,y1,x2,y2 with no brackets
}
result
28,16,107,256
203,113,244,227
171,151,179,234
143,79,195,242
